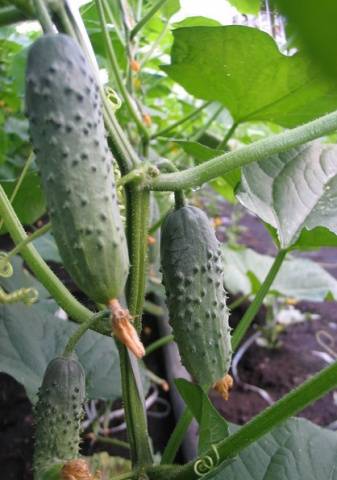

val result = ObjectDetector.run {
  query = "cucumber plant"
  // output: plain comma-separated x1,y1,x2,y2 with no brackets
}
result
2,1,337,480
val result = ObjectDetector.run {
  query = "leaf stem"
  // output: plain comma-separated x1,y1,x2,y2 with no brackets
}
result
161,408,194,465
151,102,212,140
96,0,149,142
63,310,110,356
6,222,51,261
130,0,168,39
140,21,169,67
217,121,238,149
146,109,337,191
93,434,130,450
0,151,34,231
145,334,174,356
33,0,54,33
232,249,287,351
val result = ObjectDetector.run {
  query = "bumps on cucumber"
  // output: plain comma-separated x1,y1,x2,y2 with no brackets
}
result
25,34,129,304
33,355,85,478
160,205,232,390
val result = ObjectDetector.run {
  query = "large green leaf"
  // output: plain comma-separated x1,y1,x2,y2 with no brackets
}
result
163,26,337,128
228,0,261,15
213,418,337,479
222,245,337,301
275,0,337,79
237,142,337,248
175,379,229,454
0,258,121,403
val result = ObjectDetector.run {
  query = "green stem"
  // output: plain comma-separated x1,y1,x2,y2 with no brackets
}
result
167,358,337,480
217,122,238,149
191,105,223,142
103,0,125,46
174,191,185,209
0,151,34,231
232,249,287,351
94,434,130,450
96,0,149,142
152,102,212,140
63,310,110,356
33,0,54,33
117,187,152,468
6,222,51,261
0,6,28,26
161,408,194,465
130,0,168,39
145,334,174,356
0,185,111,334
228,293,250,311
146,109,337,191
140,21,169,67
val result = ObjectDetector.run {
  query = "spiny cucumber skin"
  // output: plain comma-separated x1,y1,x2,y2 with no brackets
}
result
25,34,129,304
33,356,85,479
161,206,232,390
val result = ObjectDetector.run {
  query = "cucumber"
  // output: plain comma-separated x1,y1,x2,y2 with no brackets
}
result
25,34,129,304
160,205,232,390
33,355,85,479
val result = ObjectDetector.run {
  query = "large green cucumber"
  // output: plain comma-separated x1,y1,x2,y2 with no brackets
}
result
33,355,85,479
160,205,232,390
25,34,129,304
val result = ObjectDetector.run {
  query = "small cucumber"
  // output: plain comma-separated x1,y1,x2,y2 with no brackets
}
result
33,355,85,478
25,34,129,304
160,205,232,390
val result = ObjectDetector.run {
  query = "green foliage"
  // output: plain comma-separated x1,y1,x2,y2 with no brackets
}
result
163,26,337,128
227,0,261,15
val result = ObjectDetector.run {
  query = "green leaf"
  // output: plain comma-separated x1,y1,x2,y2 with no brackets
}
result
161,0,180,19
163,26,337,127
32,231,62,263
175,379,229,454
0,259,122,403
237,142,337,248
222,245,337,301
1,171,46,230
275,0,337,79
173,16,222,28
228,0,261,15
214,418,337,480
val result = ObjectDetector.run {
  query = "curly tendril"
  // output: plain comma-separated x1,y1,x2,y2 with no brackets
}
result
105,86,122,112
193,445,220,477
0,287,39,305
0,252,13,278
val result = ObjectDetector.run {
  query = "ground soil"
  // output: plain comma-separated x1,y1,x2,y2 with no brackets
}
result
1,203,337,477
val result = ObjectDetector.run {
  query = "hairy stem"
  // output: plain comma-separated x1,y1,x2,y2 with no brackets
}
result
146,109,337,191
96,0,149,142
232,249,288,351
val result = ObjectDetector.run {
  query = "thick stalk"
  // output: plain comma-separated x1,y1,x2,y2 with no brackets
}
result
96,0,149,142
118,186,153,467
151,102,212,140
146,109,337,191
159,358,337,480
0,185,112,333
130,0,168,39
232,249,288,350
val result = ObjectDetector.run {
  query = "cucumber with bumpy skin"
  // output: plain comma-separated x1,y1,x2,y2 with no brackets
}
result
25,33,129,305
33,355,85,479
160,205,232,390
